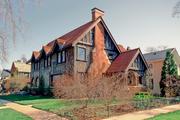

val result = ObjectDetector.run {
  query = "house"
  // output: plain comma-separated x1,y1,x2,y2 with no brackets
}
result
144,48,180,95
106,48,149,87
0,69,11,81
11,60,31,78
29,8,149,90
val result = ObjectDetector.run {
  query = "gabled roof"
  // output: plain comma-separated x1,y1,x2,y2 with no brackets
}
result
118,44,126,52
30,16,121,61
106,48,140,73
144,48,174,61
12,61,31,73
33,51,40,59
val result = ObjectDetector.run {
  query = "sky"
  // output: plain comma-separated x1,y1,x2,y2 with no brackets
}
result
1,0,180,69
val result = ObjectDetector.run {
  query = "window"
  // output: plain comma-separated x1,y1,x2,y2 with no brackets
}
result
62,51,66,63
90,29,94,44
57,51,66,64
57,52,61,63
77,47,86,61
47,56,51,66
50,76,54,87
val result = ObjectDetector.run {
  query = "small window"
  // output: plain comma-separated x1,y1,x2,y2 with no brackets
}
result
47,56,51,66
57,52,61,63
62,51,66,63
90,29,94,44
77,47,86,61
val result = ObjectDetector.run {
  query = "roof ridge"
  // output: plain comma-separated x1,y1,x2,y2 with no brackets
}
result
144,48,174,55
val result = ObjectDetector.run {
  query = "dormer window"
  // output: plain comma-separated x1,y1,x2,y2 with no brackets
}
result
57,50,66,64
62,51,66,63
57,52,61,64
47,56,51,66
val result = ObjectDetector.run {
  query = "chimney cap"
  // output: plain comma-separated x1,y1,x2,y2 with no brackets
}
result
91,7,104,14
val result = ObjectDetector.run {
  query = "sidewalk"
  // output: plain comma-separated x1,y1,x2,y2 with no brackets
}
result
0,99,67,120
104,104,180,120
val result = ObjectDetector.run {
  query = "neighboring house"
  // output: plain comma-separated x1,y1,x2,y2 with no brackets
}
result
144,48,180,95
11,60,31,78
29,8,148,89
0,69,11,80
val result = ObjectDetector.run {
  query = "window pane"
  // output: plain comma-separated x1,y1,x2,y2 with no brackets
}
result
62,51,65,62
58,52,61,63
48,57,51,66
77,47,86,60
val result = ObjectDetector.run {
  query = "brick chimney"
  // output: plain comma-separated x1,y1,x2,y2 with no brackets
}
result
92,8,104,21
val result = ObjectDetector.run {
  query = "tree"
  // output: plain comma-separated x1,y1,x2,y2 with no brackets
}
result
145,46,168,53
160,51,178,96
0,0,38,63
21,54,27,63
173,1,180,17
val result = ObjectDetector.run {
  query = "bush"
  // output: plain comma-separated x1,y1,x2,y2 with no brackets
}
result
161,76,180,97
133,92,153,101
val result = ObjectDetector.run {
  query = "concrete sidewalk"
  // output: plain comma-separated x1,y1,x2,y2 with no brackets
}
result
0,99,67,120
104,104,180,120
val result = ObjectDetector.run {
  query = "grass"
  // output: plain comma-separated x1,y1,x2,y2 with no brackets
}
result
147,110,180,120
0,108,32,120
0,94,129,118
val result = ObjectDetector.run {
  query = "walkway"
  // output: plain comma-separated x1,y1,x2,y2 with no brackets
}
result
104,104,180,120
0,99,67,120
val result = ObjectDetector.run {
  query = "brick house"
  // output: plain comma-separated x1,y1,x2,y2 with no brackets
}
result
29,8,149,89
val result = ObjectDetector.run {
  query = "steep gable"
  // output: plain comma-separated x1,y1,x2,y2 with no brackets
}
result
106,48,148,73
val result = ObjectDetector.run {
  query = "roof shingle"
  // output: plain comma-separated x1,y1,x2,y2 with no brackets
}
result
106,49,139,73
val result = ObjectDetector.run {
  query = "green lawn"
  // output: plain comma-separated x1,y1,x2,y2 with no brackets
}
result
0,94,128,118
0,108,32,120
147,110,180,120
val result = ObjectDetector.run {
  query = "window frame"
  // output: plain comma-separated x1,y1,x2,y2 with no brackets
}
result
77,46,86,61
61,50,66,63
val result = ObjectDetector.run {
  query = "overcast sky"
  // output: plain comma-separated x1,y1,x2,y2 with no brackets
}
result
2,0,180,69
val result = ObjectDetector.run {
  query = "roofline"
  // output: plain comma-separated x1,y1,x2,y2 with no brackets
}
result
125,48,149,72
144,48,175,55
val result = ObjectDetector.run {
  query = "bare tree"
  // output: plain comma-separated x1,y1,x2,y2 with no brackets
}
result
0,0,38,63
21,54,27,63
173,1,180,17
145,46,168,53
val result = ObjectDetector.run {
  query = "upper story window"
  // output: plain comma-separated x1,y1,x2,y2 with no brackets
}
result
57,52,61,64
57,50,66,64
47,56,51,66
77,47,86,61
90,28,94,45
62,51,66,63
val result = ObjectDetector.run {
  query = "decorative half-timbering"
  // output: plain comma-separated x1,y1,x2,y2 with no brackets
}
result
28,8,148,90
